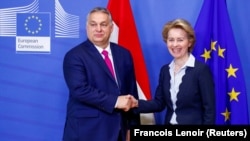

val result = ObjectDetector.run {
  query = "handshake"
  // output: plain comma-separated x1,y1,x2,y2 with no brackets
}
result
116,95,138,112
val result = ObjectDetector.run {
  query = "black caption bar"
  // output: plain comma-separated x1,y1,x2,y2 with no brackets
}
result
130,125,250,141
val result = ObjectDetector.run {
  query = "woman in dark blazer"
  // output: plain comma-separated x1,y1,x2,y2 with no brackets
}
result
136,18,215,125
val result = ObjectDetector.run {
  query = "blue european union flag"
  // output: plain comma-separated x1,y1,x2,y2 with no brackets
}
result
193,0,249,124
16,13,50,37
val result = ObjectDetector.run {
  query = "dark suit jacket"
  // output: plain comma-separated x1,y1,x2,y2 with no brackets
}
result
62,39,140,141
137,60,215,125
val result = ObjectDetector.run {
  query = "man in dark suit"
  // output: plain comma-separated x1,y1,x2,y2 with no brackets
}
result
62,7,139,141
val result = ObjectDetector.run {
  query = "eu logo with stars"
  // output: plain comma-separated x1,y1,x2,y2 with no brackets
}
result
17,13,50,37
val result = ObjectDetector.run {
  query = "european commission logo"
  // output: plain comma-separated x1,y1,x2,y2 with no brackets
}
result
17,13,50,36
16,13,51,53
0,0,79,54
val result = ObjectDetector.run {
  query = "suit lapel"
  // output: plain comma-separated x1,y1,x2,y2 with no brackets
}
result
84,40,117,82
110,44,122,88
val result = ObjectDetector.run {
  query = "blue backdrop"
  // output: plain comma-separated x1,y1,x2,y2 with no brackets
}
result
0,0,250,140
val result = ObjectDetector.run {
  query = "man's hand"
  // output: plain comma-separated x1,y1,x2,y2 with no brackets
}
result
116,95,138,111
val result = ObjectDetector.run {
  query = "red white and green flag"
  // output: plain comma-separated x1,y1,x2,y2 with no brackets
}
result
107,0,155,124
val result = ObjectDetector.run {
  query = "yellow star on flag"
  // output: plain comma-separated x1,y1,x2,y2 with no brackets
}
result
225,64,238,78
211,41,217,51
221,108,231,122
218,45,226,58
201,48,211,62
228,88,240,102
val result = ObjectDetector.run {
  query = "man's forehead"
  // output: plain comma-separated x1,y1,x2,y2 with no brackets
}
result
88,13,109,21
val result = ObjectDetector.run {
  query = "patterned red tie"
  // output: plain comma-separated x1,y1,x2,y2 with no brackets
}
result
102,50,115,78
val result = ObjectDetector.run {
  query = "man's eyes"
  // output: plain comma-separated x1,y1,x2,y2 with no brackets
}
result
90,23,108,27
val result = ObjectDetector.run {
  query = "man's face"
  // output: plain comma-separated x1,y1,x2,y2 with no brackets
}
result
86,11,113,48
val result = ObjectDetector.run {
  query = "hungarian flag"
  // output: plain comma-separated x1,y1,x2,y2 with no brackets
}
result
107,0,155,125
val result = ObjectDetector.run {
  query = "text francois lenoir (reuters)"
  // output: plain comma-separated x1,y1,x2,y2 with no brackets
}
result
133,128,247,138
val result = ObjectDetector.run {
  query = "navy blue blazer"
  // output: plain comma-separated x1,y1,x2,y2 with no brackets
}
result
62,39,140,141
137,60,215,125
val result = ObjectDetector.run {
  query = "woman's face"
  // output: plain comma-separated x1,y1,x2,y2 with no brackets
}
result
166,28,191,59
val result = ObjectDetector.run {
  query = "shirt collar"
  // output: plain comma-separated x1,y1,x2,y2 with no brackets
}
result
169,53,195,69
95,44,111,55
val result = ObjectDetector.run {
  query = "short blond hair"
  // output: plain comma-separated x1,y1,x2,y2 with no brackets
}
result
162,18,196,52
